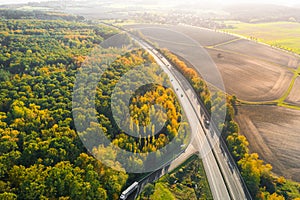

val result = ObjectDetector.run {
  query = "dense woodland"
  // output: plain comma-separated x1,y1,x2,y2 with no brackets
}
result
0,12,128,199
73,46,189,172
160,49,300,200
0,11,190,199
0,9,85,21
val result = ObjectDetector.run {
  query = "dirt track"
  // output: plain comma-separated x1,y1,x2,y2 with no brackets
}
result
286,77,300,106
236,105,300,182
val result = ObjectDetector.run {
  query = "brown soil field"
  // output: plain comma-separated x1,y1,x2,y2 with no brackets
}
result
286,77,300,106
236,105,300,182
218,39,300,69
126,24,237,46
206,48,294,101
126,24,294,102
127,24,228,91
167,25,237,46
127,24,300,69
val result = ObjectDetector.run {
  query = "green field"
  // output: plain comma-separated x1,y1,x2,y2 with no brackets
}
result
222,21,300,54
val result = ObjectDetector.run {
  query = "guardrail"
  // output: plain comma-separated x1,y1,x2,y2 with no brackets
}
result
101,22,252,200
154,47,253,200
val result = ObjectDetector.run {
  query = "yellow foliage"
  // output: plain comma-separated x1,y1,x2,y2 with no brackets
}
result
277,176,286,184
267,193,285,200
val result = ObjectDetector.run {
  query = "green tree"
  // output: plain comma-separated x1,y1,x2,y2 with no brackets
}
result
142,183,155,199
0,192,17,200
238,153,272,197
226,133,249,161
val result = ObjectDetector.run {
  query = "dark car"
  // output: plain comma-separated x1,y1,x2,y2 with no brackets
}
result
204,119,210,128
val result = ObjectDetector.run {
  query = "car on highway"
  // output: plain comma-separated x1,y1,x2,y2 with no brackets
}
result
204,119,210,128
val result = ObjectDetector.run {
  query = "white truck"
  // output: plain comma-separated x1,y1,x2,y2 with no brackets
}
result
119,181,139,200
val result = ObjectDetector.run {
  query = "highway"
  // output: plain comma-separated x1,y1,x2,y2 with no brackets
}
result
129,34,251,200
135,38,230,199
103,22,252,199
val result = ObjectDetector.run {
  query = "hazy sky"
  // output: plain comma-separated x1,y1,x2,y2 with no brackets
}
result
0,0,298,6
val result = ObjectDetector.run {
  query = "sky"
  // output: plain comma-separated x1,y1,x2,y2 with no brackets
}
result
0,0,52,5
0,0,298,6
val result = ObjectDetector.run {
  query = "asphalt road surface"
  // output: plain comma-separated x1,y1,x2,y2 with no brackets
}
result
132,35,250,200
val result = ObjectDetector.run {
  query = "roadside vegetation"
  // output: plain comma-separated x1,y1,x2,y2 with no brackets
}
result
138,155,213,200
158,49,212,113
160,49,300,200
